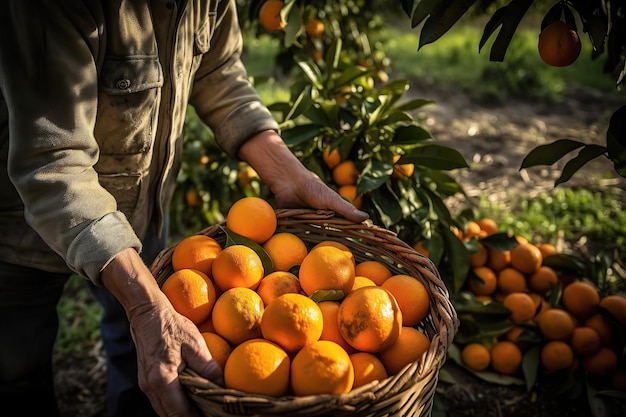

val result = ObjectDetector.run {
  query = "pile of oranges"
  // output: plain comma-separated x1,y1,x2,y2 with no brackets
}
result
161,196,433,397
457,219,626,391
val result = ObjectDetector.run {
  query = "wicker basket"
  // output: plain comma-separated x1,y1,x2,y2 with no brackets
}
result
150,208,459,417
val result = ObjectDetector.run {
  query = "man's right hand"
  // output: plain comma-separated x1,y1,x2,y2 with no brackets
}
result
101,248,223,417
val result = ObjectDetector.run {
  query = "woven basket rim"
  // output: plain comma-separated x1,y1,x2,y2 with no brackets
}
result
150,208,459,417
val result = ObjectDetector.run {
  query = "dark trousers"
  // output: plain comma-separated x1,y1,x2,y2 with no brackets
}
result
0,220,166,417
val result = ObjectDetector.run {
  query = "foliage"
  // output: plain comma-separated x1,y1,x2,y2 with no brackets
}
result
399,0,626,185
267,38,473,293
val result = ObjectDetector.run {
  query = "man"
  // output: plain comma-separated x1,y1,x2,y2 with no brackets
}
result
0,1,368,416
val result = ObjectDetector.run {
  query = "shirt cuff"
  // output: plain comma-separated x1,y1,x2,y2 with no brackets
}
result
66,211,143,286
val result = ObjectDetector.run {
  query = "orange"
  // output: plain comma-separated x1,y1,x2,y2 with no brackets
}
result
350,352,388,388
487,247,511,271
582,347,619,375
490,341,522,375
470,242,488,267
185,189,201,207
510,242,543,274
196,315,216,333
161,269,217,325
337,286,402,353
317,301,356,354
290,340,354,396
262,232,308,272
212,287,264,345
201,332,232,370
378,326,430,376
468,266,497,296
226,196,277,244
538,21,581,67
355,260,392,286
585,314,613,345
322,146,341,169
299,245,356,296
255,271,301,306
313,240,355,264
381,274,430,327
332,160,359,186
224,339,290,397
541,341,575,372
258,0,287,31
598,294,626,325
528,266,558,295
391,154,414,180
237,162,258,190
562,281,600,320
305,18,325,38
537,308,576,341
497,267,528,294
350,276,377,292
413,241,430,258
464,221,482,240
537,243,558,259
338,185,363,209
261,293,323,352
211,244,264,291
171,235,222,277
477,218,498,235
503,292,536,323
461,342,491,372
569,326,601,357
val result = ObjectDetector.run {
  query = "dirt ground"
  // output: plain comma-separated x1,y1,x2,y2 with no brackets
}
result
53,85,625,417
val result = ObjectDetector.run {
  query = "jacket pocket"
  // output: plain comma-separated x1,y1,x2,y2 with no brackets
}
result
194,12,217,55
96,56,163,155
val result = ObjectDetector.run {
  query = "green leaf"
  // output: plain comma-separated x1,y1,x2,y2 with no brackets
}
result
419,0,478,48
284,84,313,122
393,125,433,144
555,144,607,186
411,0,441,28
332,66,371,90
294,55,324,90
395,98,435,112
399,144,469,170
220,226,274,274
442,227,470,292
606,105,626,177
309,290,344,303
520,139,586,169
370,186,403,227
453,291,511,316
325,38,342,72
522,345,540,392
357,159,393,195
488,0,533,62
480,232,519,251
542,253,587,275
479,6,507,53
282,2,302,48
281,124,323,147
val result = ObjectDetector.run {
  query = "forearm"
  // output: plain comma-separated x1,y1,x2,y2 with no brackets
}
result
100,247,168,321
238,130,316,193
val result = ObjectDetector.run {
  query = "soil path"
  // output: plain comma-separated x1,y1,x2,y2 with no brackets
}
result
53,85,625,417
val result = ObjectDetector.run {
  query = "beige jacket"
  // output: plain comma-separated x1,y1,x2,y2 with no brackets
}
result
0,0,279,284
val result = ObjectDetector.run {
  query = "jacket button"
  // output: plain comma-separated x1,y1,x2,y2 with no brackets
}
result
116,79,131,90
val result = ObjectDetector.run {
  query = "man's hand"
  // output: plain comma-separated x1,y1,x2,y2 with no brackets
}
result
238,130,369,223
101,248,223,417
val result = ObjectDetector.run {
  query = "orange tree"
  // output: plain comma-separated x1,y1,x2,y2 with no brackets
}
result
399,0,625,184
